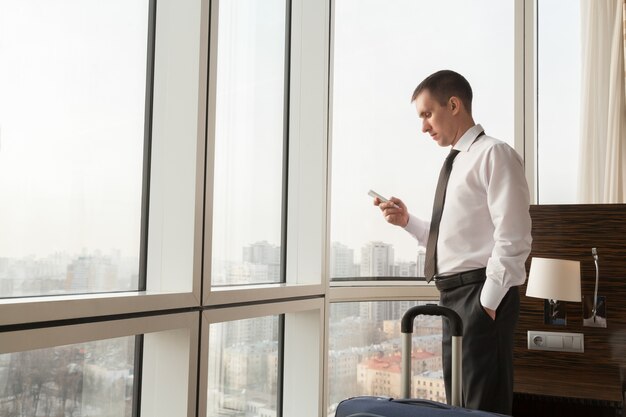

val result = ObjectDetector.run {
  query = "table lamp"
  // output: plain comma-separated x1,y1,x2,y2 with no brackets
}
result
526,257,581,325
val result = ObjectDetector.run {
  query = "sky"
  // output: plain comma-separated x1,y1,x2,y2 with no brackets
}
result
536,0,581,203
0,1,148,259
0,0,581,264
211,0,286,267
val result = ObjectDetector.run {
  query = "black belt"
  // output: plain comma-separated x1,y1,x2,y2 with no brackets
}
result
435,267,487,291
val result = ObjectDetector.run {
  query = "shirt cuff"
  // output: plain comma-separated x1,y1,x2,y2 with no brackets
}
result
479,279,510,311
403,214,429,245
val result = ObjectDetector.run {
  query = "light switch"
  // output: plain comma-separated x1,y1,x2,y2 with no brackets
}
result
547,335,563,348
562,336,573,349
528,331,584,353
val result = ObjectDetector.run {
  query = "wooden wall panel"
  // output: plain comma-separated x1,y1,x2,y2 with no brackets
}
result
514,204,626,404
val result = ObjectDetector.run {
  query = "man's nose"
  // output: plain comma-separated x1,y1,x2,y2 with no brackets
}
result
422,120,430,133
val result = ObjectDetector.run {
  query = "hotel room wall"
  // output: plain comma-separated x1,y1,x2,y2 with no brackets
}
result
513,204,626,415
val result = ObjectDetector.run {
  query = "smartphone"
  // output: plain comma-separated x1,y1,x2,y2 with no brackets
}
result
368,189,390,203
368,189,400,208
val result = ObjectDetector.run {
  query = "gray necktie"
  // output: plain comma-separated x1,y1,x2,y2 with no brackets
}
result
424,148,460,282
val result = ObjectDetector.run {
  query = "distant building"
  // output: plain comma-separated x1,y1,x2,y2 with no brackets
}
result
223,340,277,393
226,262,279,284
383,314,442,338
416,249,426,278
0,253,70,296
66,255,117,292
243,240,280,265
328,316,380,350
357,352,444,401
360,241,394,277
224,316,279,346
328,350,360,406
360,300,420,323
242,241,280,282
412,370,446,403
357,354,402,397
410,349,442,374
330,242,357,278
393,261,417,277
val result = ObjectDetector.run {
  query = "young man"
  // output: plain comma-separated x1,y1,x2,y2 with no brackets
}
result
375,70,532,415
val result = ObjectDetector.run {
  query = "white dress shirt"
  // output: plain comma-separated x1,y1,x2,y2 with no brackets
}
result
404,124,532,310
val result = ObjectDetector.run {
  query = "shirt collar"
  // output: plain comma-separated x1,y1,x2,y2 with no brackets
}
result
452,124,484,152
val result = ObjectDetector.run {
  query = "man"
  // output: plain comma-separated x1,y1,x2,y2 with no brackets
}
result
375,70,531,415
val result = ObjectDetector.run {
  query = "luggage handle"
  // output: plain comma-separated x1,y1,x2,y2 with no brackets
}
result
400,304,462,336
400,304,463,407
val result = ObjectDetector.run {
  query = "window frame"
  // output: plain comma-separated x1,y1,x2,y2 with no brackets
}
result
203,0,329,306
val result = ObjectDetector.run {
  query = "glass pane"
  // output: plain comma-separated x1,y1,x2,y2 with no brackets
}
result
207,316,280,417
0,337,136,417
537,0,581,203
211,0,287,286
0,1,149,297
328,301,443,414
330,0,515,280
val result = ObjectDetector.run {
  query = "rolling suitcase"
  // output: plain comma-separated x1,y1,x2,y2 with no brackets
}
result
334,304,509,417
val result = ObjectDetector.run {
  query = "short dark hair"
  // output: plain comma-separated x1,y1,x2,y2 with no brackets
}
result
411,70,473,114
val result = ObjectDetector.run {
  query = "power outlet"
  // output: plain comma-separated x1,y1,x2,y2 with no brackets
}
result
527,330,584,353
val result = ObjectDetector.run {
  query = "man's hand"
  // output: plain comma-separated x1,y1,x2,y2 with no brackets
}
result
374,197,409,228
483,306,496,320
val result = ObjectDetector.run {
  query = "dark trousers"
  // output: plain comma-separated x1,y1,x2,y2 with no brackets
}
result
439,280,519,415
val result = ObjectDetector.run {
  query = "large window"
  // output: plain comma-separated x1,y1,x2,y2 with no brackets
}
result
211,0,289,286
330,0,516,280
536,0,581,203
0,1,150,297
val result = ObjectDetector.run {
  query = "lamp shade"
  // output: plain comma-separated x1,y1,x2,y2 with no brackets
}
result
526,257,581,302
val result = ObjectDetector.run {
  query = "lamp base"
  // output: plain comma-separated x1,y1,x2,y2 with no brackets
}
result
544,299,567,325
582,295,607,328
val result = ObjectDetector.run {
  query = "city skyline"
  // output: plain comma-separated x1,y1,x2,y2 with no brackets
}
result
0,237,426,298
0,249,138,298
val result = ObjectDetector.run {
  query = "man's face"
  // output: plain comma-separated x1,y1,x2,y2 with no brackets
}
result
414,90,456,147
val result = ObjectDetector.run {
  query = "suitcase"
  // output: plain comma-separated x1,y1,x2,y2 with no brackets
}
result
334,304,509,417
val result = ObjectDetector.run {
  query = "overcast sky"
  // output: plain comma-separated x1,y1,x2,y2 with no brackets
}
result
0,1,147,259
0,0,579,263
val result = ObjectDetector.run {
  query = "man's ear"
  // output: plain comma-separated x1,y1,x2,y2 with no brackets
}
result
450,97,460,113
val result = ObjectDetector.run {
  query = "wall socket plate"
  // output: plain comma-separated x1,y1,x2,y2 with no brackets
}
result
527,330,584,353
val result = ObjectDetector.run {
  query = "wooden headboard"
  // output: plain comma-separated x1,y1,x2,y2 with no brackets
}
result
514,204,626,405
